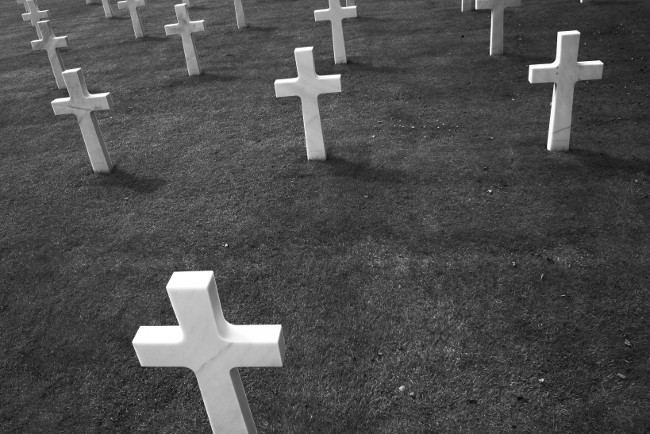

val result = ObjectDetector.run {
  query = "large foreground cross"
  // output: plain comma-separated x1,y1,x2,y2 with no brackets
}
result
117,0,146,38
275,47,341,161
475,0,520,56
164,3,205,76
51,69,114,174
31,21,68,89
132,271,285,434
22,0,50,38
314,0,357,64
529,31,603,151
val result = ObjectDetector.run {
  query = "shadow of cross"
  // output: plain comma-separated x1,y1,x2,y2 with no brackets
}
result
51,69,114,174
529,31,603,152
164,3,205,76
314,0,357,64
475,0,520,56
132,271,286,434
117,0,146,38
31,20,68,90
22,0,50,38
274,47,341,161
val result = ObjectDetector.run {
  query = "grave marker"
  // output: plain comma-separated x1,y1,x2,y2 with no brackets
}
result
51,69,114,173
164,3,205,76
17,0,29,12
314,0,357,64
100,0,113,18
117,0,145,38
31,20,68,90
461,0,474,12
475,0,520,55
274,47,341,161
132,271,286,434
233,0,246,28
22,0,49,38
528,31,603,151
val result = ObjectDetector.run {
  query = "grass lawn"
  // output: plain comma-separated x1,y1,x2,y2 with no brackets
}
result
1,0,649,432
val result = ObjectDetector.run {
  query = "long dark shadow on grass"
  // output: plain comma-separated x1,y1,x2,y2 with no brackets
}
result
244,25,277,32
325,157,409,184
570,149,650,176
91,167,167,194
345,59,403,74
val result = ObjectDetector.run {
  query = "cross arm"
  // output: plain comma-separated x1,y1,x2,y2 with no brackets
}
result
224,324,286,368
528,63,558,84
578,60,603,81
132,325,189,367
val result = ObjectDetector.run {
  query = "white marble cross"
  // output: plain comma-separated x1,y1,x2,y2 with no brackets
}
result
100,0,113,18
51,69,114,174
117,0,146,38
164,3,205,76
461,0,474,12
233,0,246,29
475,0,520,56
314,0,357,64
529,31,603,152
132,271,286,434
274,47,341,161
31,21,68,90
22,0,50,38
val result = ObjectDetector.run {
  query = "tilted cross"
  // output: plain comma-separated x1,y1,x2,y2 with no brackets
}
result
164,3,205,76
117,0,146,38
233,0,246,29
132,271,286,434
475,0,520,56
100,0,113,18
31,20,68,90
314,0,357,64
51,69,114,174
275,47,341,161
528,31,603,151
22,0,50,38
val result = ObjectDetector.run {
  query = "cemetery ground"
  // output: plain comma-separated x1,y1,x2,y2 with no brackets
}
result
1,0,649,431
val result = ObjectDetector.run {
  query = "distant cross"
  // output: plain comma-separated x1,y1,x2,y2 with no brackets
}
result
233,0,246,29
274,47,341,161
475,0,520,55
22,0,50,38
117,0,146,38
132,271,286,434
314,0,357,64
31,20,68,90
51,69,114,174
528,31,603,151
17,0,29,12
164,3,205,76
100,0,113,18
461,0,474,12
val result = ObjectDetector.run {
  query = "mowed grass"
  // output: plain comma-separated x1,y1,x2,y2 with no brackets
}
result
1,0,649,432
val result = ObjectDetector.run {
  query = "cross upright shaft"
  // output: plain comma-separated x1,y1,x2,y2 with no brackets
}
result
475,0,520,56
529,31,603,151
274,47,341,160
164,3,205,76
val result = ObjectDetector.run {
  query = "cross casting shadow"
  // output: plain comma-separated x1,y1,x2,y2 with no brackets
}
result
324,156,411,184
345,59,403,74
569,149,650,176
92,166,167,194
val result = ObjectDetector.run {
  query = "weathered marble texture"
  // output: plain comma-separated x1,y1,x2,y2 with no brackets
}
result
314,0,357,64
475,0,520,56
22,0,49,38
51,69,114,174
165,4,204,76
117,0,145,38
275,47,341,161
528,31,603,152
132,271,285,434
31,20,68,89
233,0,246,28
100,0,112,18
461,0,474,12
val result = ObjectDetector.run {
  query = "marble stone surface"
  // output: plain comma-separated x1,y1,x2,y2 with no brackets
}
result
528,31,603,152
233,0,246,29
100,0,112,18
165,4,205,76
132,271,286,434
22,0,50,38
314,0,357,64
51,69,114,174
461,0,474,12
31,20,68,90
274,47,341,161
117,0,145,38
475,0,520,56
